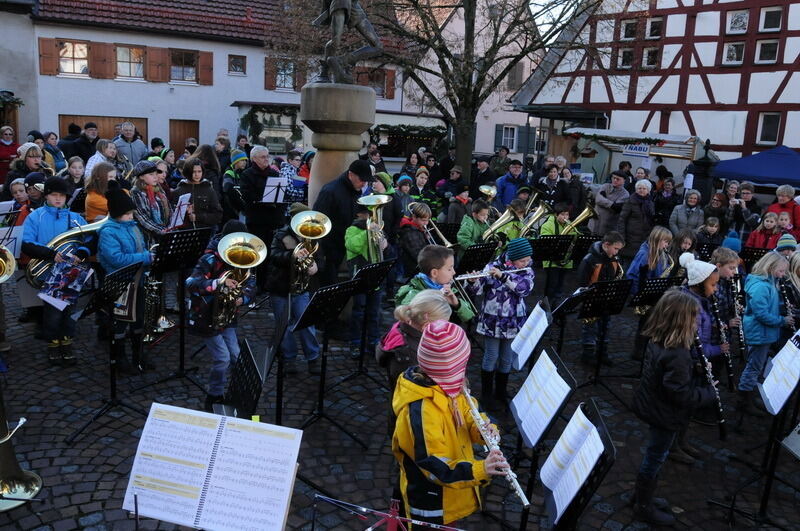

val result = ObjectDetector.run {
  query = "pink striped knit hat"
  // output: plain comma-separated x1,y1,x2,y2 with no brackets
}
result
417,320,471,398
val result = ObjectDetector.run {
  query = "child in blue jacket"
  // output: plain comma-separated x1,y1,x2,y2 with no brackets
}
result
22,177,95,366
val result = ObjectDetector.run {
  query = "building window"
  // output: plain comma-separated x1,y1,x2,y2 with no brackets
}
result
726,10,749,34
759,7,782,32
502,126,517,152
643,48,659,68
116,46,144,78
621,19,637,40
646,17,663,39
506,62,524,90
755,40,779,64
757,112,780,145
367,69,386,97
58,41,89,75
170,50,197,82
618,48,634,69
276,60,295,89
722,42,745,65
228,55,246,74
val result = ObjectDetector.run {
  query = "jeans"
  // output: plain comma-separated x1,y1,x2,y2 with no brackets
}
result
482,336,514,373
270,293,320,361
384,243,400,295
351,288,383,348
639,425,677,479
544,267,566,302
738,343,771,391
43,303,76,341
580,317,609,346
204,327,240,396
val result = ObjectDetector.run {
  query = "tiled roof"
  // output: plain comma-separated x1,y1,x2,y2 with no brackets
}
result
34,0,277,45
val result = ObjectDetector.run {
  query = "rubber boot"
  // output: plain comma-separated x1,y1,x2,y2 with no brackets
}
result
114,339,139,376
60,337,77,367
668,440,695,465
47,340,62,366
494,372,510,410
632,474,675,526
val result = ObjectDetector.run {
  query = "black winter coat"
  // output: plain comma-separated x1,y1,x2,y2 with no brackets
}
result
265,223,325,296
576,241,622,287
653,191,681,227
73,134,98,164
567,177,588,217
312,172,361,270
398,218,429,273
469,168,496,200
240,164,285,229
632,342,716,431
617,194,655,259
174,179,223,229
538,178,570,208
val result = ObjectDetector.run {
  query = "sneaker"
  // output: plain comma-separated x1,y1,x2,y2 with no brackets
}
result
307,358,321,375
47,341,62,366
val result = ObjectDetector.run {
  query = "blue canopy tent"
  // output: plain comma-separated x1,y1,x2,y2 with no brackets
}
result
712,145,800,186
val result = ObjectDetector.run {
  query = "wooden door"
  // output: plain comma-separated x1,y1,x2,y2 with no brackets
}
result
58,115,148,143
169,119,199,153
0,107,19,138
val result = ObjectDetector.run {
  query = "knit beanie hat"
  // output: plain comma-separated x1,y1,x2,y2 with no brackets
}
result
43,176,69,196
374,172,395,193
680,252,716,286
159,147,174,160
721,230,742,253
230,149,248,166
26,130,44,142
506,238,533,261
150,137,164,150
16,142,39,158
418,320,471,427
776,233,797,252
416,166,430,178
106,188,135,218
397,175,413,186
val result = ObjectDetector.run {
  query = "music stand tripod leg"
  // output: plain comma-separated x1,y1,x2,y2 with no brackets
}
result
332,293,389,392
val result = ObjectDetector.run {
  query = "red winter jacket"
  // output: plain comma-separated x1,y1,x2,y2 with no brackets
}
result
766,201,800,228
745,228,780,249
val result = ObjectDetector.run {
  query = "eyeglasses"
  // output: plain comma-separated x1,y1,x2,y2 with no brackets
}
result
156,170,166,174
1,132,12,136
27,155,42,159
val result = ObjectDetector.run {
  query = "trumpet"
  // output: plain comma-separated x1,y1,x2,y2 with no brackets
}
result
464,385,529,507
289,210,330,293
454,267,531,281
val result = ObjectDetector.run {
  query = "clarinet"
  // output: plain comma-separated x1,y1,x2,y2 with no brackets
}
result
710,295,735,390
694,333,726,441
730,278,747,363
779,279,798,331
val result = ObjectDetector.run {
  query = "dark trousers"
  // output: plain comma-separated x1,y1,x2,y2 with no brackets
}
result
639,425,677,479
246,223,275,289
544,267,566,302
43,303,76,341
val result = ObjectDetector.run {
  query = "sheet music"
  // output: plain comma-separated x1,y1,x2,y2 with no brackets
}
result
511,303,550,370
0,200,14,214
262,176,288,203
168,193,191,229
540,406,604,524
511,351,571,447
67,187,83,207
123,403,302,530
0,225,23,258
759,331,800,415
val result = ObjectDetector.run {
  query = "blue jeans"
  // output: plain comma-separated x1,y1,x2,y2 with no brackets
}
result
639,425,677,479
270,293,320,361
482,336,514,373
544,267,566,302
351,288,383,348
43,303,76,341
738,343,771,391
204,327,240,396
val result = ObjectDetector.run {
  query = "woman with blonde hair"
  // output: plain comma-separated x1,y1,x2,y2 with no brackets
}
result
631,288,718,526
376,289,452,435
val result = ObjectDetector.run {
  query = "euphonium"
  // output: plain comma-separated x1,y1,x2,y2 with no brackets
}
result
142,243,174,344
211,232,267,329
26,215,109,289
479,185,502,220
289,210,331,293
517,201,553,239
0,246,17,284
555,204,598,266
0,383,42,513
358,194,392,263
482,205,517,244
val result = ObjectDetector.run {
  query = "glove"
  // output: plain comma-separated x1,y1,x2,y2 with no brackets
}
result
599,190,607,198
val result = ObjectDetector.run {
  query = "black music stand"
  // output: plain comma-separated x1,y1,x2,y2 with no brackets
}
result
66,262,146,445
551,288,592,355
295,279,367,449
569,235,600,263
575,279,633,408
546,399,616,530
266,309,290,426
134,227,214,394
740,246,769,271
332,259,395,392
513,348,577,531
433,222,460,247
212,339,266,419
697,242,720,262
457,243,497,275
530,235,573,265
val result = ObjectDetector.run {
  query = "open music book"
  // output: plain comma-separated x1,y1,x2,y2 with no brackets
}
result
759,331,800,415
540,406,603,524
123,403,302,530
510,302,550,370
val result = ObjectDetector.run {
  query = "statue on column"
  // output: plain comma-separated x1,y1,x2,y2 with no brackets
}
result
312,0,384,84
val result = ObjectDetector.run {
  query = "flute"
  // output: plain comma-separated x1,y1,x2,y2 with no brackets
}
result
454,267,531,281
694,333,726,441
710,295,735,390
464,386,530,507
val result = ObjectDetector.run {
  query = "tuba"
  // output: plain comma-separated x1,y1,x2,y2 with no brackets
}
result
555,204,598,266
0,382,42,513
479,185,502,221
289,210,331,293
211,232,267,329
482,205,518,245
517,202,554,239
26,215,109,289
0,247,16,284
358,194,392,263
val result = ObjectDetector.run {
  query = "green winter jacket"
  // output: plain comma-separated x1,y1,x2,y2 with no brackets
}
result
457,215,490,256
539,215,577,269
395,275,475,323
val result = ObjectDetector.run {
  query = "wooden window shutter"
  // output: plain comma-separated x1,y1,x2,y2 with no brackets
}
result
198,51,213,85
88,42,115,79
293,61,307,91
494,124,504,152
264,58,277,90
354,67,370,86
385,69,396,99
38,37,58,75
145,47,169,82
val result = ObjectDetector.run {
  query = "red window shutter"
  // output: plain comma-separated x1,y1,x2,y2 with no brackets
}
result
354,67,370,86
88,42,115,79
265,58,277,90
38,37,58,75
145,47,169,82
198,51,213,85
385,69,396,99
293,61,307,91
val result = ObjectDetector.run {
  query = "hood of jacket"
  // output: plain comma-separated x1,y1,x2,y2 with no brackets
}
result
399,216,425,231
392,367,450,415
745,272,773,292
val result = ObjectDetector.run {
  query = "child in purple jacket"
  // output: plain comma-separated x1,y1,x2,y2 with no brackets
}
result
466,237,534,410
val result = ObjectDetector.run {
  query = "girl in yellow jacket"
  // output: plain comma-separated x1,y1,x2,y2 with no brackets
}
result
392,320,509,526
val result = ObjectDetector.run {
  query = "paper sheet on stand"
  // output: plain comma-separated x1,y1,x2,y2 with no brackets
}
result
511,351,571,448
262,176,288,203
759,332,800,415
511,303,550,370
540,406,603,524
123,403,302,530
168,193,191,230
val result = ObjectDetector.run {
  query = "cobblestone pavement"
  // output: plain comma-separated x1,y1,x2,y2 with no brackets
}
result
0,270,798,531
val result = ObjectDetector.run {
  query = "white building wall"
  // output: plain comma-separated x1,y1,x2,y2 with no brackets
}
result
691,111,747,145
783,112,800,145
748,72,786,104
2,13,40,135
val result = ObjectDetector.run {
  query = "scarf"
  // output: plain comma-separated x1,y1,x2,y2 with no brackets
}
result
455,195,468,205
0,139,11,146
415,272,442,290
144,185,164,225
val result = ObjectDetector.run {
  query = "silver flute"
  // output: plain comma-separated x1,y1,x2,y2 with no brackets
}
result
464,386,530,507
454,267,531,281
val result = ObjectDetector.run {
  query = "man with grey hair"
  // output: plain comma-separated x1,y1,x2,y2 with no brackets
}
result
114,121,148,163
